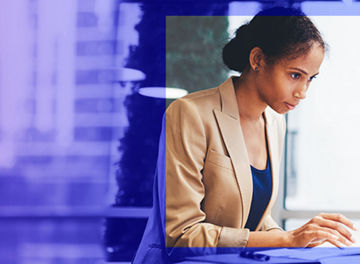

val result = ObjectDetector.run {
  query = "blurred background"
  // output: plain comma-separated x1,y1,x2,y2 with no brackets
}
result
1,0,360,263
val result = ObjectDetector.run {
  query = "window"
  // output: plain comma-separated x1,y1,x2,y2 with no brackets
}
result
283,10,360,229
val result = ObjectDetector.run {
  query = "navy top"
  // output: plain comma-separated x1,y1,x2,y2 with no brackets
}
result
244,156,273,231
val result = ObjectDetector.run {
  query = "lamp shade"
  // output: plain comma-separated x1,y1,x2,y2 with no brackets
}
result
138,86,188,99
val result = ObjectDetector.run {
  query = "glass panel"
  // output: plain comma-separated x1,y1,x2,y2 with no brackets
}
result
285,16,360,211
0,0,117,208
0,218,103,264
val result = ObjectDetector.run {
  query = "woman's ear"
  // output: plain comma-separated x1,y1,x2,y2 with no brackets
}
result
249,47,265,72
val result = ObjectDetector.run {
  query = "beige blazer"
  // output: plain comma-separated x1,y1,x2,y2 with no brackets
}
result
165,76,286,248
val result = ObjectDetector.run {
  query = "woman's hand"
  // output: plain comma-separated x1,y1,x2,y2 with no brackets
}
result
286,213,357,247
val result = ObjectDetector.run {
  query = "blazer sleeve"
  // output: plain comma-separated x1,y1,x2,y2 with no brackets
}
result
165,99,249,249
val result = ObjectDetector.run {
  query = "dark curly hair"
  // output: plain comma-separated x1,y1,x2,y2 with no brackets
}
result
222,6,326,73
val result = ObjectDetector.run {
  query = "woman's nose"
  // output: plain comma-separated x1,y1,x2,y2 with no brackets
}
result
294,83,308,99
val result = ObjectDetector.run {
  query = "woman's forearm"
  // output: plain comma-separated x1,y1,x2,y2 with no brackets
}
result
247,230,289,247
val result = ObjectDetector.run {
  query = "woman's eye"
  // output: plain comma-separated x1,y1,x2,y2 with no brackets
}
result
291,73,301,80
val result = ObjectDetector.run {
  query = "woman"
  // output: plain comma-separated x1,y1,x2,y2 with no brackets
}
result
133,6,357,264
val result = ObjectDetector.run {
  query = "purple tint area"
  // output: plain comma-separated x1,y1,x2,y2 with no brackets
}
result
1,0,360,263
0,0,127,262
170,247,360,263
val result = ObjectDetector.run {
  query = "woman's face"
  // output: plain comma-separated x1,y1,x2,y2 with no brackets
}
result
257,43,325,114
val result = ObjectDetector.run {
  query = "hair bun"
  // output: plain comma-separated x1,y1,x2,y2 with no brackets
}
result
222,23,253,72
235,23,250,38
223,6,324,73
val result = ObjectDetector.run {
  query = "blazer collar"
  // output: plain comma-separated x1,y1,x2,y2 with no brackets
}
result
218,76,275,126
214,76,280,229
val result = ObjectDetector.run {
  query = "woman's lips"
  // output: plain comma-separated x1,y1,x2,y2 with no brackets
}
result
285,102,297,110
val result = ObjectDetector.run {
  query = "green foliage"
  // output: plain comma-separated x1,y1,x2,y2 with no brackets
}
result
166,16,230,93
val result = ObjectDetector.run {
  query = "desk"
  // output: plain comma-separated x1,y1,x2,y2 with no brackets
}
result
175,248,360,264
176,253,320,264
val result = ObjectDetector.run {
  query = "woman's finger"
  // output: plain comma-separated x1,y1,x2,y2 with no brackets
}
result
311,216,355,243
320,227,353,247
307,239,326,248
309,230,346,248
306,237,327,248
318,213,357,231
304,229,349,248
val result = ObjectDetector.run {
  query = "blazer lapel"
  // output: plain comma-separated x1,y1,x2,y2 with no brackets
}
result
213,77,282,229
213,77,253,227
261,109,280,224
